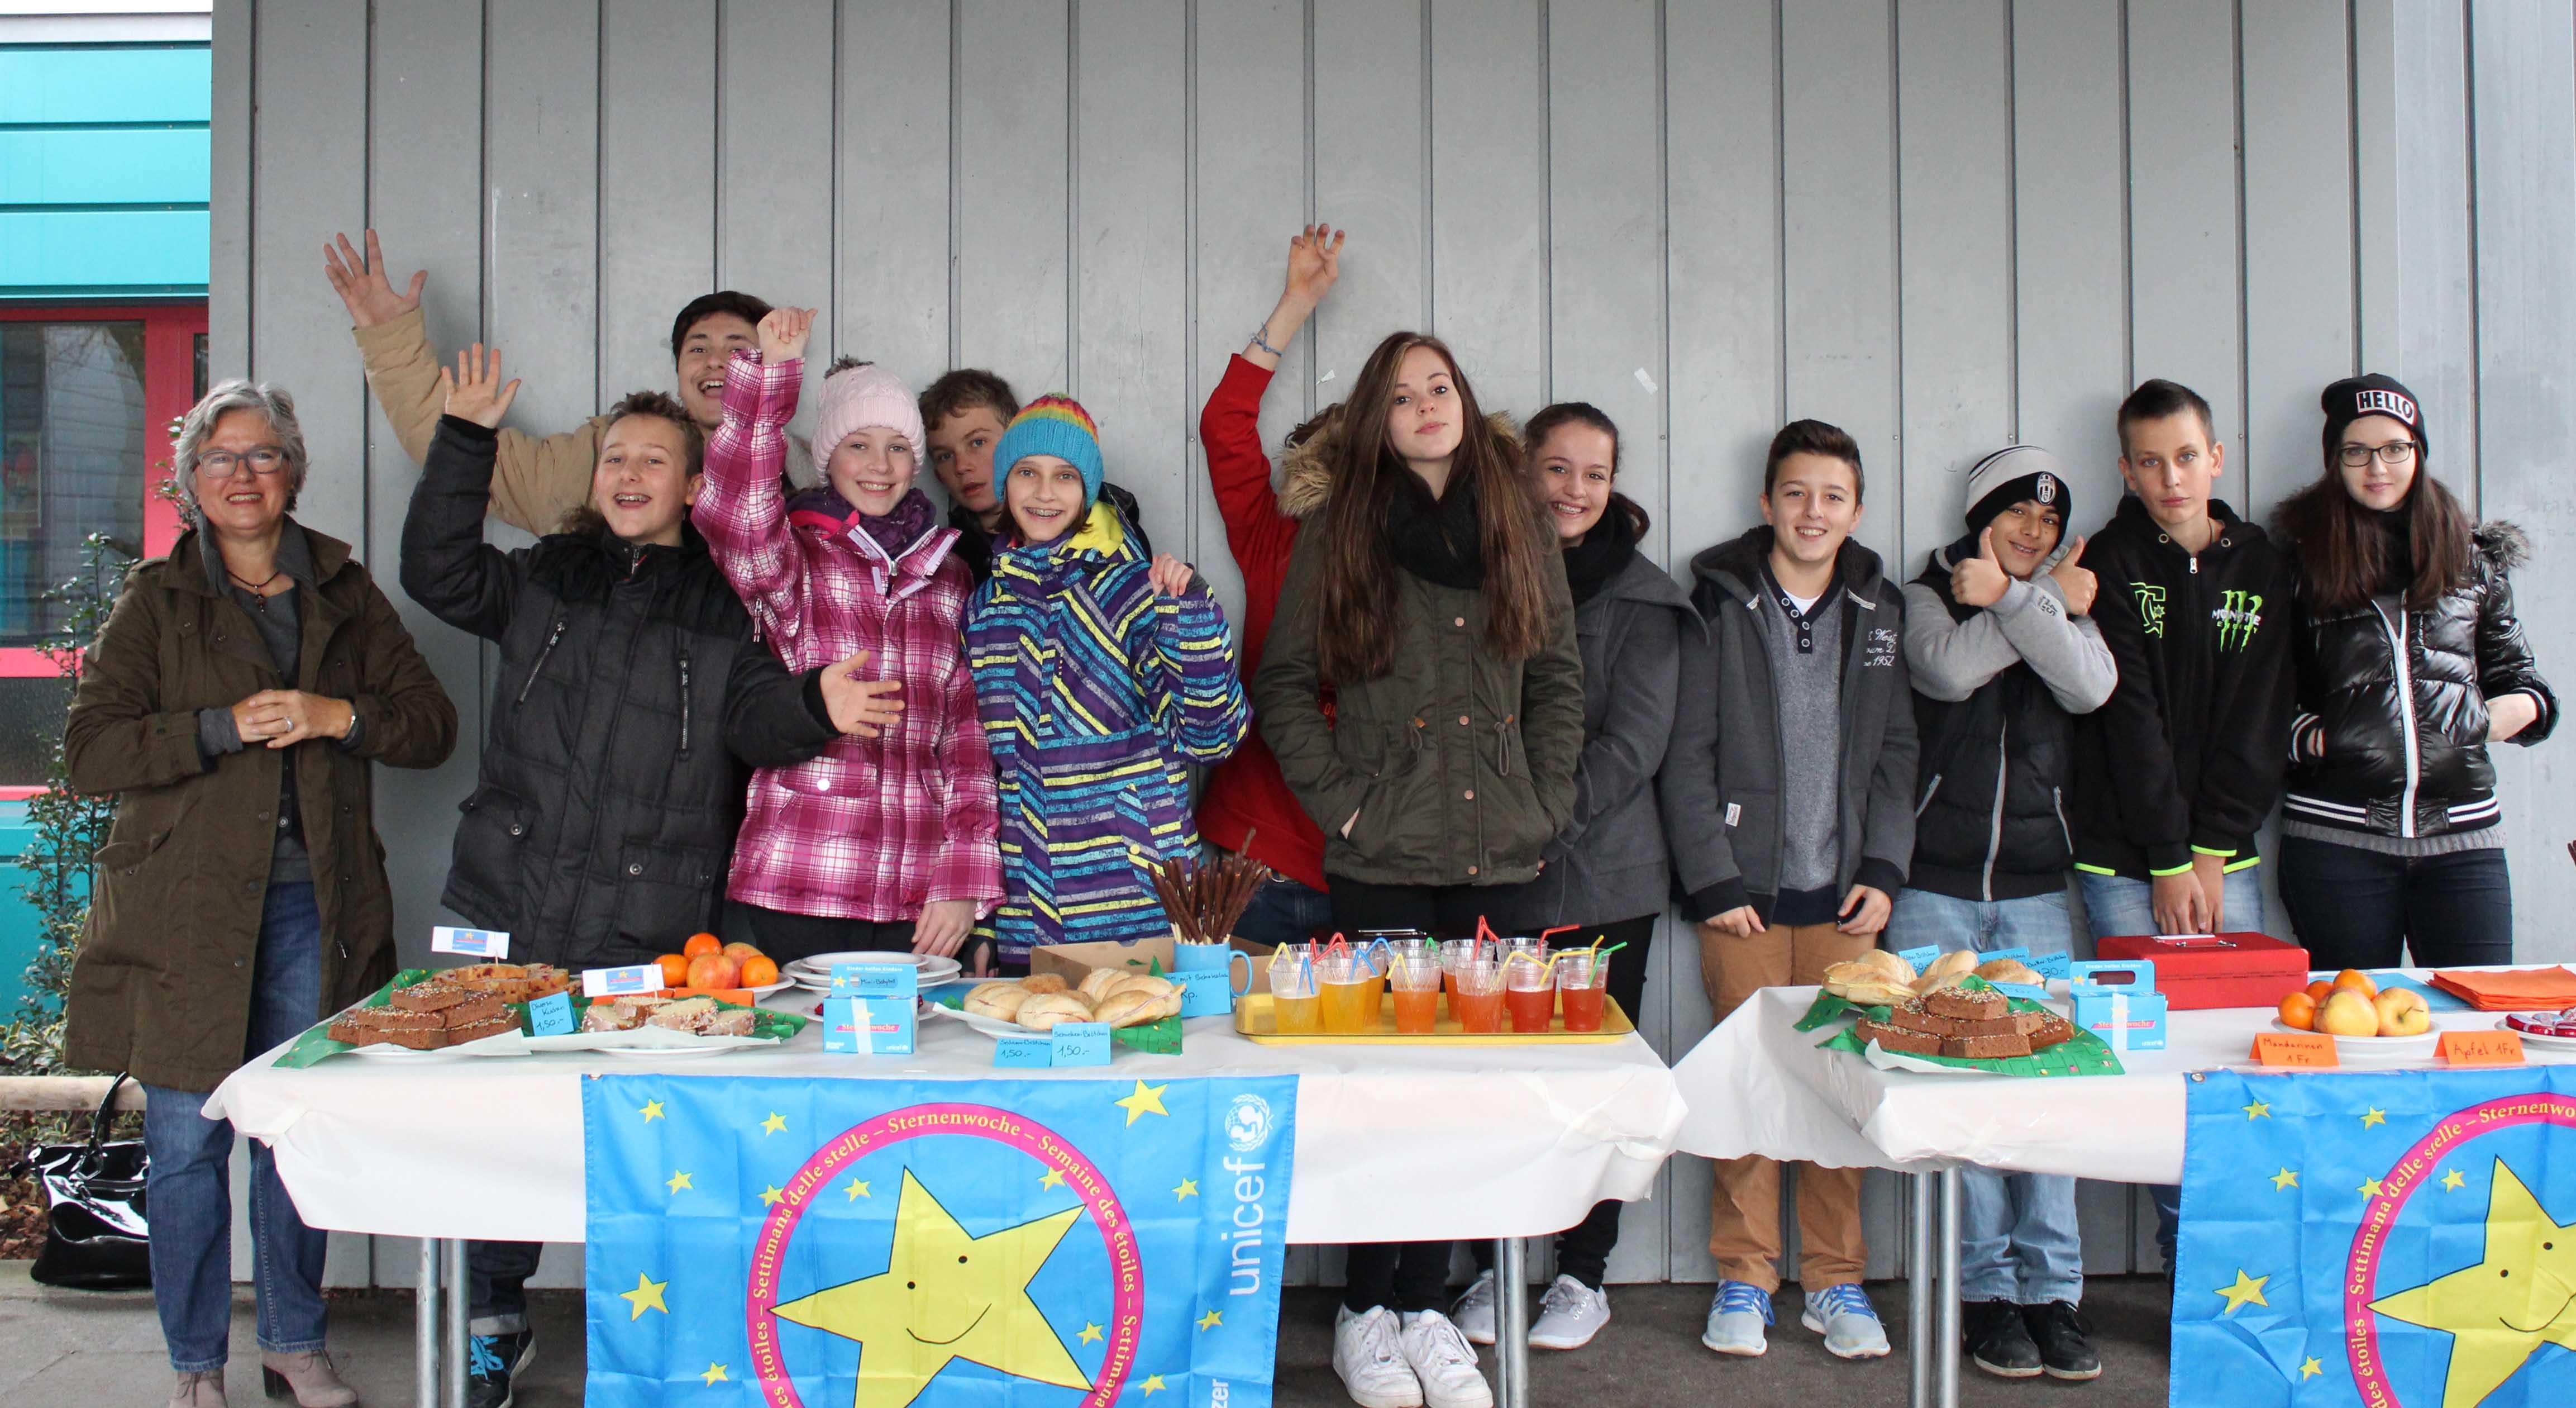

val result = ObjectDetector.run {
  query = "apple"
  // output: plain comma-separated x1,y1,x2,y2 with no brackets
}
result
722,941,764,965
686,952,739,991
2317,988,2381,1038
2373,988,2431,1037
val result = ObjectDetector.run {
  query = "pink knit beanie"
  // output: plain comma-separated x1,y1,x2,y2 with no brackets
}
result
813,361,924,464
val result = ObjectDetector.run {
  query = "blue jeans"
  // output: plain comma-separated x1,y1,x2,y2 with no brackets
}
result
144,881,329,1372
1890,887,2084,1304
2078,868,2264,1269
1228,871,1334,949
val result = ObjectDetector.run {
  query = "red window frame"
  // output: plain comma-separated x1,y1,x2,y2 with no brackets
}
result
0,301,204,679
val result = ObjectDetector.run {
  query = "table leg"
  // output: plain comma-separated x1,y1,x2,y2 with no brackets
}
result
1909,1172,1934,1408
414,1238,441,1408
1494,1238,1530,1408
445,1236,469,1408
1938,1168,1963,1408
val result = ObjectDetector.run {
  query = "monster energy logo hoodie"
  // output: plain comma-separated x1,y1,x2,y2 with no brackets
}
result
2068,496,2298,882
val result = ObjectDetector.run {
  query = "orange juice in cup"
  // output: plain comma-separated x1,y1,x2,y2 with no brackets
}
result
1451,959,1506,1034
1389,954,1442,1034
1270,954,1323,1034
1557,950,1609,1032
1318,957,1378,1034
1504,952,1557,1033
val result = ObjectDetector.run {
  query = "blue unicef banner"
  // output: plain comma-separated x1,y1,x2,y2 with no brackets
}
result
2173,1068,2576,1408
583,1074,1298,1408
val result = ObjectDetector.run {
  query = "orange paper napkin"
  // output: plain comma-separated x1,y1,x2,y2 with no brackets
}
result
2427,966,2576,1012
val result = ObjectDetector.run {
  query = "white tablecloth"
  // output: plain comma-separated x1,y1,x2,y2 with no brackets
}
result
204,1005,1685,1246
1671,982,2576,1183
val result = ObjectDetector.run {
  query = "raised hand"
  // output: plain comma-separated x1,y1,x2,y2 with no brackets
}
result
321,230,425,330
2050,535,2097,615
757,307,815,365
817,649,903,738
1147,553,1196,600
1284,224,1344,308
1952,527,2011,608
436,344,521,429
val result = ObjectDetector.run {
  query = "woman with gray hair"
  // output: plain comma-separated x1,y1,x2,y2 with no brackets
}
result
63,380,457,1408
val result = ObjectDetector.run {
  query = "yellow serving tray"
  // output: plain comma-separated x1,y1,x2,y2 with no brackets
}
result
1233,993,1633,1045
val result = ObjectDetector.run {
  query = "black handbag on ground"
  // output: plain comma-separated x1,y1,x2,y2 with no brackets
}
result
26,1073,151,1290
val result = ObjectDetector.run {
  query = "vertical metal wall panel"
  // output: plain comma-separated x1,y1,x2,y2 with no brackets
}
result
2240,0,2357,520
1894,0,2014,572
2010,0,2133,524
2470,1,2576,968
480,3,600,480
1545,0,1666,1283
208,0,250,377
833,0,951,399
1072,0,1192,552
1780,0,1901,560
717,0,836,451
2351,0,2401,378
1658,0,1781,1288
1187,0,1310,625
1428,0,1547,419
953,0,1070,394
246,0,368,544
2124,0,2244,451
598,0,716,407
2388,0,2480,506
362,0,489,981
1310,0,1429,387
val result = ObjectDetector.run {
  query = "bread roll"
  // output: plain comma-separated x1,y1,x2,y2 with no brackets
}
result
963,982,1029,1021
1911,949,1978,992
1974,958,2043,987
1015,993,1095,1031
1020,973,1069,996
1106,974,1175,1001
1091,989,1163,1028
1853,947,1919,984
1077,968,1130,1002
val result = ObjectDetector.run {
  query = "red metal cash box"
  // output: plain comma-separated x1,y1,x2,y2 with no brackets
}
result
2093,931,2310,1011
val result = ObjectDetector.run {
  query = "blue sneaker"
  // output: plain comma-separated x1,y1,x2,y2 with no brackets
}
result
1701,1279,1773,1356
1800,1283,1891,1359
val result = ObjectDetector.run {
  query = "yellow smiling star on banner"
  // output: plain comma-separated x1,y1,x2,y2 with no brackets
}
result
771,1169,1088,1408
2216,1270,2270,1316
2370,1158,2576,1408
620,1273,668,1320
1115,1081,1171,1127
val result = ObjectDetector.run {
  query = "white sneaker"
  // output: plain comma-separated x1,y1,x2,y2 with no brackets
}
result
1333,1304,1424,1408
1450,1269,1498,1346
1399,1309,1495,1408
1800,1283,1893,1359
1702,1279,1773,1356
1528,1274,1610,1350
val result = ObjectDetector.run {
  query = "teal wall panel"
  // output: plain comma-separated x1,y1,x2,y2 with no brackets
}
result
0,46,211,125
0,127,211,205
0,209,210,295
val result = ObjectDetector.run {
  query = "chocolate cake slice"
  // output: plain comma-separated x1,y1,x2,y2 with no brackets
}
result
389,981,475,1014
443,1012,518,1045
432,992,508,1028
1941,1031,2033,1059
1855,1017,1944,1057
2025,1013,2076,1050
1923,986,2007,1021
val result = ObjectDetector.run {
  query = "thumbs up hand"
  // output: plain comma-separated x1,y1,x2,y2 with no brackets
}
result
1952,526,2012,608
2050,535,2098,616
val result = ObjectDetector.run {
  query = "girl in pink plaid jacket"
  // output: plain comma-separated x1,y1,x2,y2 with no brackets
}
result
693,306,1003,965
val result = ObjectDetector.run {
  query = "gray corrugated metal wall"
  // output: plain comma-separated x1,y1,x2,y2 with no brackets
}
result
208,1,2573,1289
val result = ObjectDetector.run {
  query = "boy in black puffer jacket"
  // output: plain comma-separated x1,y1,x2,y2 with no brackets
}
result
1894,446,2114,1382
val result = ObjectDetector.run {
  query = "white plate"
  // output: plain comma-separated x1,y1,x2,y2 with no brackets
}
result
747,978,794,998
2498,1020,2576,1049
925,1002,1029,1040
338,1040,465,1059
2270,1019,2441,1062
598,1043,745,1059
786,951,961,974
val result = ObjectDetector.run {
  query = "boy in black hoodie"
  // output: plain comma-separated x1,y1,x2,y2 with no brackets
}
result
2068,377,2295,1268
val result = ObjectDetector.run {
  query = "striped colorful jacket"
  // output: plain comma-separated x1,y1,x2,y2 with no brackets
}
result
965,505,1251,959
694,350,1004,922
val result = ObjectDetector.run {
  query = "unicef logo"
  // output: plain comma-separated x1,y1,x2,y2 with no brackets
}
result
1225,1094,1273,1153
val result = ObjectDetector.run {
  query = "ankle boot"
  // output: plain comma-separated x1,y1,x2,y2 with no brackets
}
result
259,1350,357,1407
167,1369,227,1408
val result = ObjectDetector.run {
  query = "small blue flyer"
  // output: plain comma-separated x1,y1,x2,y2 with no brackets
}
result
524,990,577,1036
993,1035,1054,1069
1050,1021,1111,1067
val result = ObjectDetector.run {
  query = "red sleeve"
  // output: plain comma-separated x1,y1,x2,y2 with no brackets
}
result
1200,355,1299,606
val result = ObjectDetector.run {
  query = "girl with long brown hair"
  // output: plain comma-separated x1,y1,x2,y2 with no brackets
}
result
1253,331,1583,1408
2273,374,2554,969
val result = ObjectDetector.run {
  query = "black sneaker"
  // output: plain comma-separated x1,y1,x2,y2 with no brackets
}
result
1965,1298,2041,1378
468,1326,536,1408
2024,1300,2101,1381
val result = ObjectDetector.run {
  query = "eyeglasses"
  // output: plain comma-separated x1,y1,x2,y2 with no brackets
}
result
2338,441,2417,468
197,447,289,478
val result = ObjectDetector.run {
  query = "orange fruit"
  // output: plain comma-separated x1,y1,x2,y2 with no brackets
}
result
2277,991,2316,1030
722,941,764,964
2331,968,2379,998
683,933,723,958
686,953,738,991
655,953,691,987
2305,979,2335,1004
740,956,780,988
